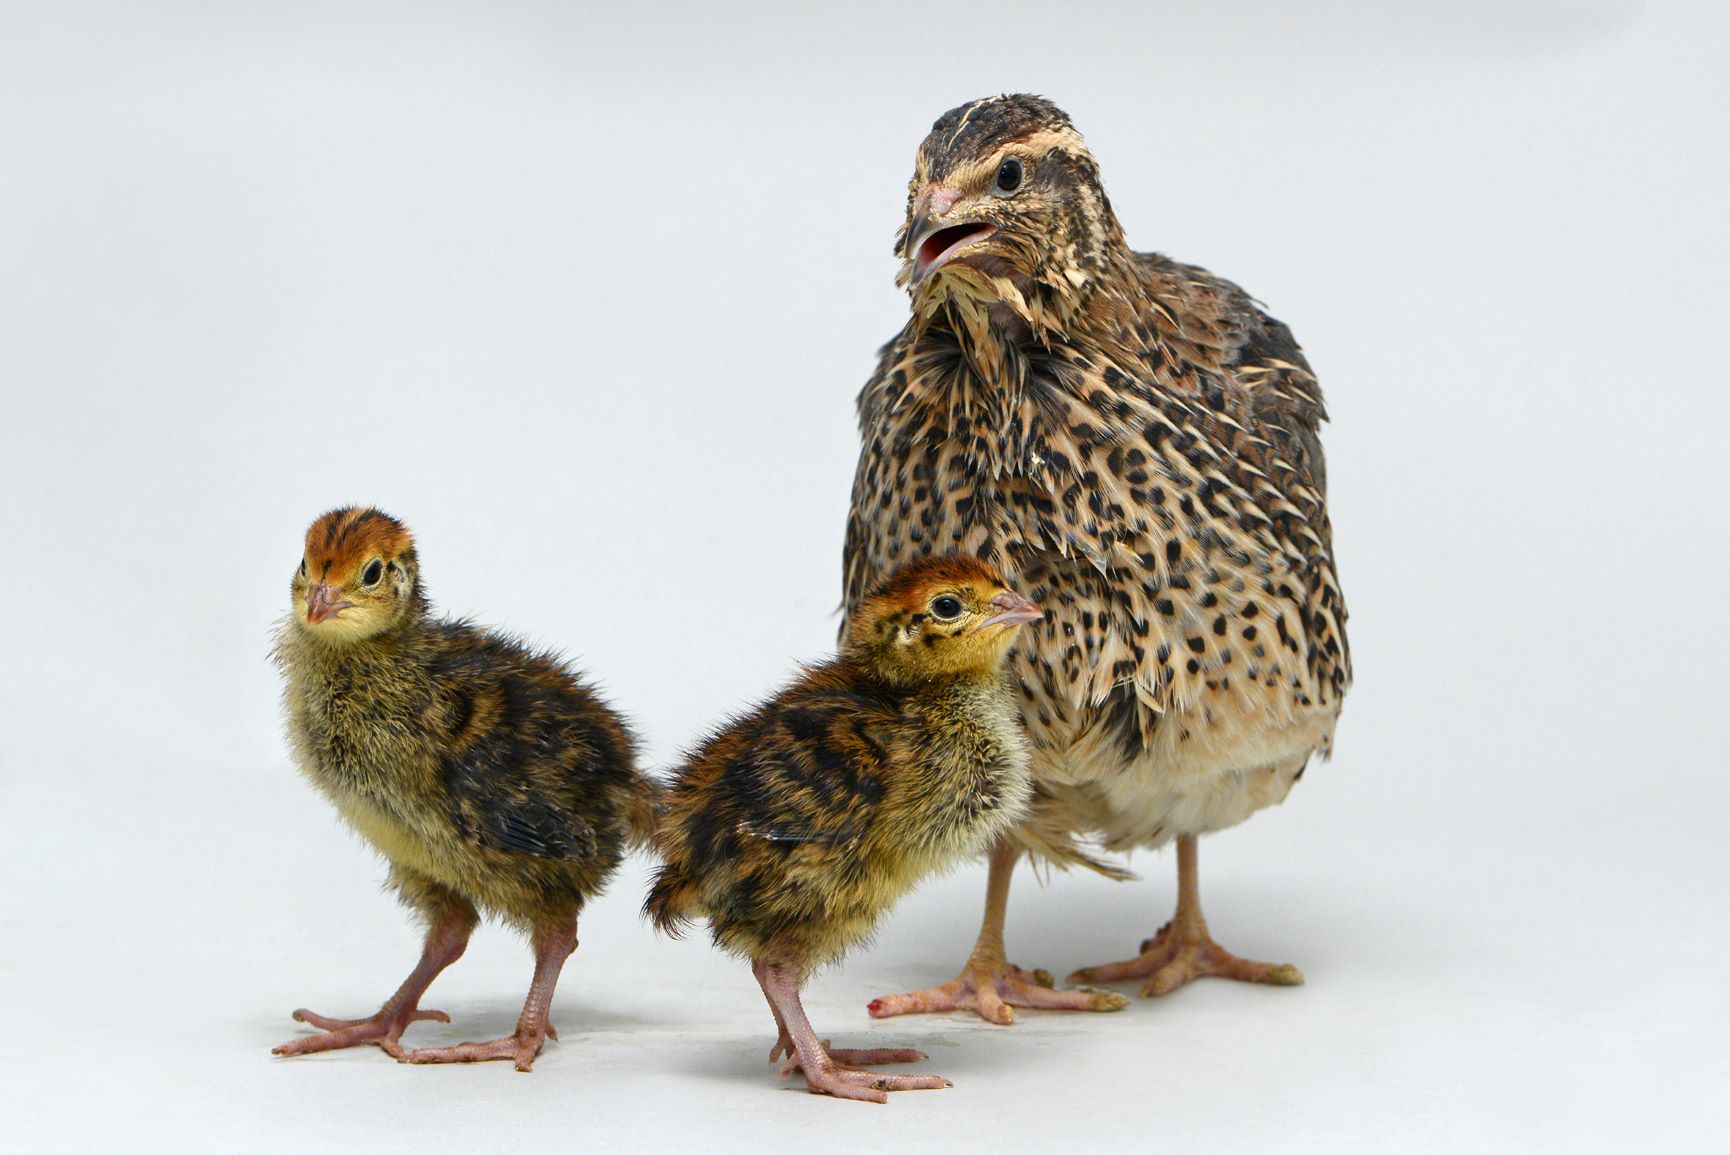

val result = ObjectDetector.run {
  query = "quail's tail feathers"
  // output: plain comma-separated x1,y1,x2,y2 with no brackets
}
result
1017,805,1138,882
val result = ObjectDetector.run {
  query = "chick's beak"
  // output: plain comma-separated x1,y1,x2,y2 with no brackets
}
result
305,582,351,624
980,590,1043,630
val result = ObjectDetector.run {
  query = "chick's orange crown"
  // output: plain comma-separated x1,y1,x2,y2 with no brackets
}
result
845,554,1042,678
860,554,1012,615
299,507,416,586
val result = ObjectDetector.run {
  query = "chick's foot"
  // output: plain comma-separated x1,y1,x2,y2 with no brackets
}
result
407,1026,551,1073
755,959,950,1104
406,919,575,1072
273,1005,449,1060
777,1046,950,1105
1067,920,1303,997
868,955,1127,1025
770,1033,926,1069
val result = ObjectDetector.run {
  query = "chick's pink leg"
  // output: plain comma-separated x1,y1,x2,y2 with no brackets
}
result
1067,835,1304,996
762,980,921,1068
273,903,475,1060
754,959,949,1104
868,837,1128,1025
407,919,577,1072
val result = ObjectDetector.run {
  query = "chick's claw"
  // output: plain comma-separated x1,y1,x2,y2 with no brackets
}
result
805,1067,953,1105
778,1048,951,1105
769,1033,924,1069
823,1045,927,1067
869,958,1127,1025
272,1005,449,1060
407,1028,549,1073
770,1036,925,1071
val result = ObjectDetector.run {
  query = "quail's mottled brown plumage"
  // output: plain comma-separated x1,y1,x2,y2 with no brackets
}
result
645,555,1064,1102
271,507,651,1070
844,95,1350,1021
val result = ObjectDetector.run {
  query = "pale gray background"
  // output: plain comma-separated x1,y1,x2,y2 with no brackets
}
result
2,1,1726,1151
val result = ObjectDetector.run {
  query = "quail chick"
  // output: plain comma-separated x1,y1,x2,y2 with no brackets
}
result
270,507,651,1071
844,95,1350,1021
645,555,1057,1103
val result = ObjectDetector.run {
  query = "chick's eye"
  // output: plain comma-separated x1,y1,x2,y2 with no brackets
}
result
932,595,963,620
992,157,1024,195
362,560,384,586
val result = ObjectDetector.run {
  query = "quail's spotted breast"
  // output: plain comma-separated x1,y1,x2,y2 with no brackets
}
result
844,95,1350,1020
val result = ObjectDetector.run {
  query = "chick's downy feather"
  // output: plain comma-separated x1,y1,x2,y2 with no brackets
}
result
647,555,1033,971
270,507,653,1070
644,555,1043,1101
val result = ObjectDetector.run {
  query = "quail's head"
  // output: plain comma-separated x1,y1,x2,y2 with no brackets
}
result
846,555,1043,683
896,94,1123,321
291,507,421,642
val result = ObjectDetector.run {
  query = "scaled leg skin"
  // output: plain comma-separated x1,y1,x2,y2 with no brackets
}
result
867,836,1128,1025
407,918,577,1072
273,898,477,1060
755,959,949,1104
763,971,924,1070
1068,835,1304,996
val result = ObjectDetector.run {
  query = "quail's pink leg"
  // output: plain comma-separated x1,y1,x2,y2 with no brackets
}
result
1068,835,1304,996
408,920,577,1072
868,837,1128,1025
754,959,949,1104
274,905,475,1060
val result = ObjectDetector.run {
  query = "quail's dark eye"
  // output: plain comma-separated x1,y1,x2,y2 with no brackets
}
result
992,157,1024,195
362,560,384,586
932,595,964,620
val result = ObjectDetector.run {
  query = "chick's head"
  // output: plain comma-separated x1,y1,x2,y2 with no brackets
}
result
847,555,1042,684
896,93,1123,329
290,507,421,643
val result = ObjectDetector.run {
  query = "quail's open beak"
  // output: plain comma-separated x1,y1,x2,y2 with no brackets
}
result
305,582,352,625
906,187,996,285
979,590,1043,629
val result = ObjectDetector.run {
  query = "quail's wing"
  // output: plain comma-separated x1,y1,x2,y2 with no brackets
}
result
729,690,901,850
1001,254,1348,712
1138,253,1331,507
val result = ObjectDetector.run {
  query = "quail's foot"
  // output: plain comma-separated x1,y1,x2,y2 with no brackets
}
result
869,952,1127,1025
407,1022,556,1072
273,1005,449,1060
1068,918,1303,997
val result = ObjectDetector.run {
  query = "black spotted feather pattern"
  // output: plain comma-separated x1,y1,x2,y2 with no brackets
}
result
843,96,1350,868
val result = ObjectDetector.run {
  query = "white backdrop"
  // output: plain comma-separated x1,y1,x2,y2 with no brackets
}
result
2,2,1726,1151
